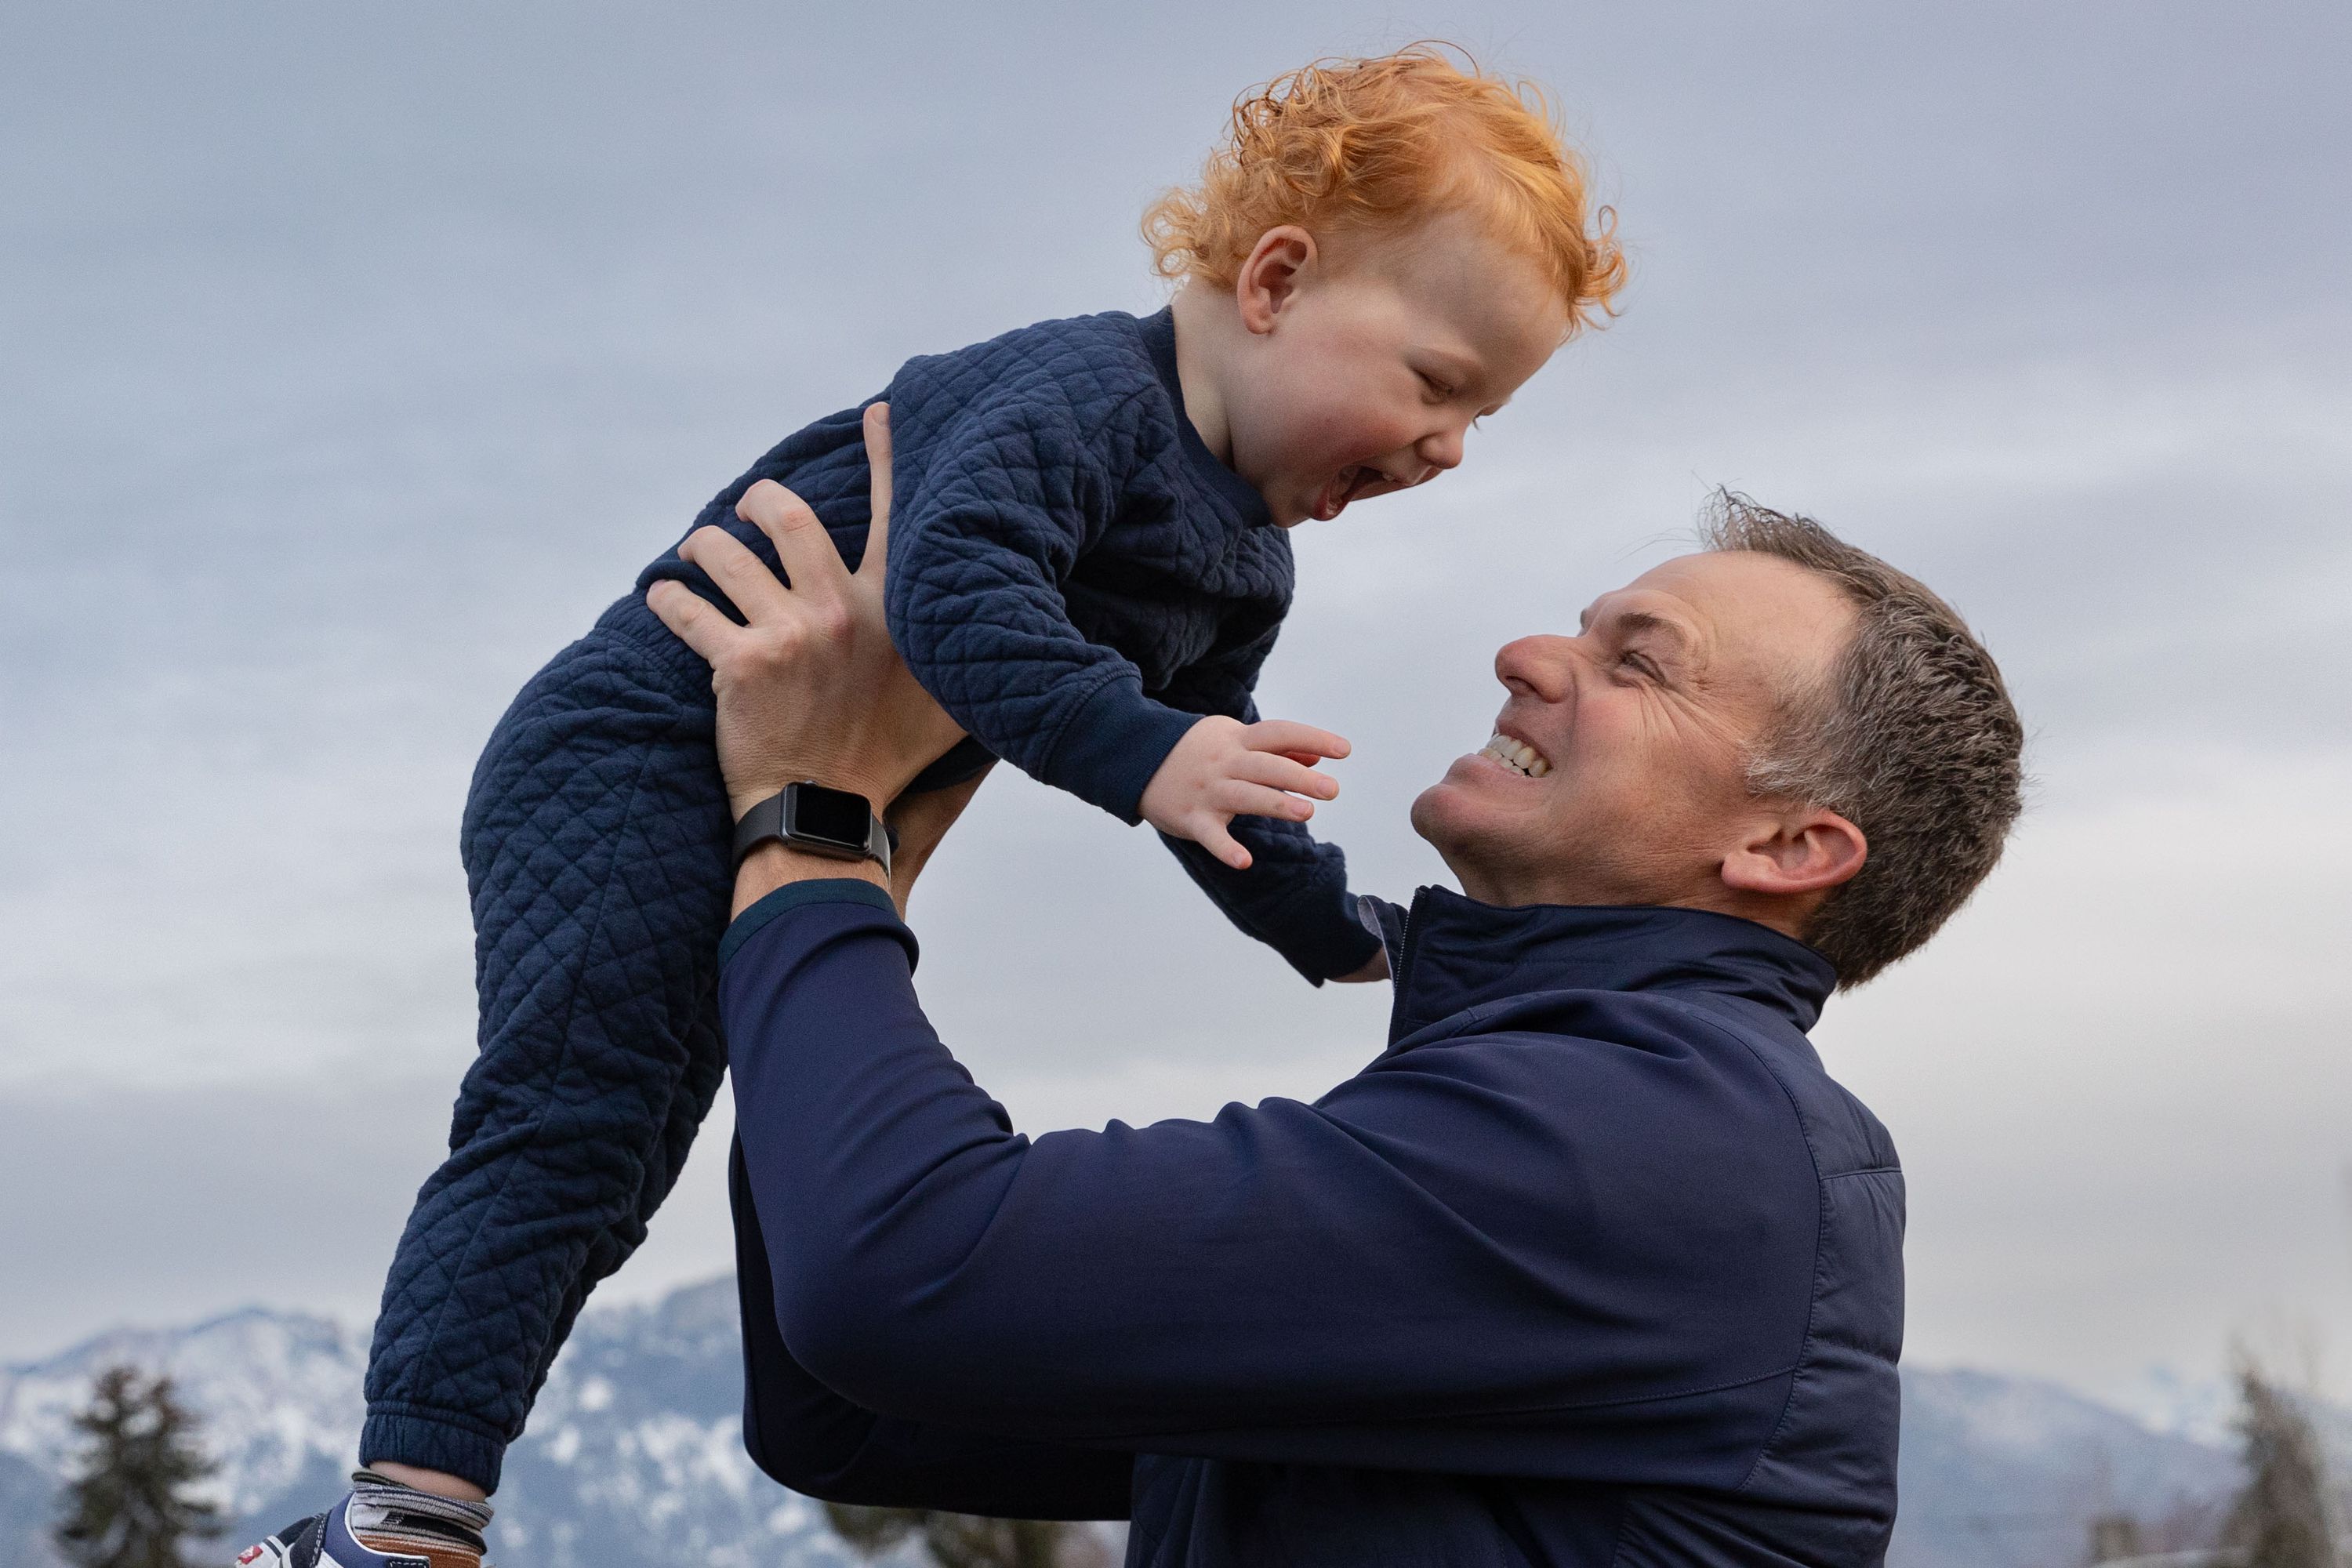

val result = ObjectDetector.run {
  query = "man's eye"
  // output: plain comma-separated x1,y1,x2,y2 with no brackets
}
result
1619,650,1657,678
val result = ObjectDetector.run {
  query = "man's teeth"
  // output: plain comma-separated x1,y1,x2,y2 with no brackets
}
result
1479,732,1551,778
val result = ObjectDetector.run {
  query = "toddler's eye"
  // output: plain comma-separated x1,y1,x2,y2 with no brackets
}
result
1417,370,1454,401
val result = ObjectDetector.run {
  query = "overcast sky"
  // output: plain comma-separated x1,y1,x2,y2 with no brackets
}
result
4,1,2349,1425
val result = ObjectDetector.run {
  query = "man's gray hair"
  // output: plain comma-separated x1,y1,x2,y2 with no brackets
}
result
1701,494,2025,986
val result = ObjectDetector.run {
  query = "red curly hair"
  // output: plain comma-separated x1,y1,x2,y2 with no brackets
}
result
1143,45,1626,334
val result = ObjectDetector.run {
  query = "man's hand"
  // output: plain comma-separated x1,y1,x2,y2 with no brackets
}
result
647,405,967,822
1138,715,1350,871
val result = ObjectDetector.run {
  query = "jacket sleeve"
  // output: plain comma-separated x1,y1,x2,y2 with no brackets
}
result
882,380,1198,824
728,1136,1133,1519
1151,617,1382,984
719,887,1817,1480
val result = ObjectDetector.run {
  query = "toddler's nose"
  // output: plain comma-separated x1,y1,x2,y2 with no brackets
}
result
1416,426,1465,474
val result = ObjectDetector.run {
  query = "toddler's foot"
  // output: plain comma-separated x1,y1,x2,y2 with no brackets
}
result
234,1472,492,1568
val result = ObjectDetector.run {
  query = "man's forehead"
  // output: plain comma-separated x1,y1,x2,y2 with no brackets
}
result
1582,552,1855,678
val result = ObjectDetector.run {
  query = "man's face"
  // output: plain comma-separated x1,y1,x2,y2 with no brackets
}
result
1411,550,1859,912
1223,210,1570,528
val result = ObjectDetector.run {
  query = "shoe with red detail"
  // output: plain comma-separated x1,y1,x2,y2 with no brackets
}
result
230,1472,492,1568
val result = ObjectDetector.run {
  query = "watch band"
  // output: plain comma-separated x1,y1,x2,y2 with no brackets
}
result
731,783,893,876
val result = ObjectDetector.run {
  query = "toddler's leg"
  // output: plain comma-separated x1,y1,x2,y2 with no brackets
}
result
358,612,734,1492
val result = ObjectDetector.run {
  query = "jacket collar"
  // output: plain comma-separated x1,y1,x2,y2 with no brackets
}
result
1378,885,1838,1047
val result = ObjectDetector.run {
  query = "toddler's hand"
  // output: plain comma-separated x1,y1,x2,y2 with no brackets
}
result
1139,716,1349,870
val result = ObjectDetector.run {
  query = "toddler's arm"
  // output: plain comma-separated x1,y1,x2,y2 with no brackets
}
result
884,390,1195,818
884,371,1379,981
1145,622,1385,983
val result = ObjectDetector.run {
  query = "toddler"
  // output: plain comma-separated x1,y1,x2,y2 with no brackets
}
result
240,45,1622,1568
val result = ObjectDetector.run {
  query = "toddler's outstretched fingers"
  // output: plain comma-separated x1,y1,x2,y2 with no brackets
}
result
1197,819,1254,871
1247,719,1351,761
1234,750,1338,801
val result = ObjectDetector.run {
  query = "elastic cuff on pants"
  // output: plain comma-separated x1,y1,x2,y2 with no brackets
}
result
359,1410,507,1496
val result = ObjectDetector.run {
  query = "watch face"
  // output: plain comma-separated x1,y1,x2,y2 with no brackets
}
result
786,783,873,854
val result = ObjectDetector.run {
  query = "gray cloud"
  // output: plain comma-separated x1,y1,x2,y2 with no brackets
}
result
3,0,2348,1416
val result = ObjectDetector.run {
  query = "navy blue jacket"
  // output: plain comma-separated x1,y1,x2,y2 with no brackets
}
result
641,308,1380,983
721,880,1906,1566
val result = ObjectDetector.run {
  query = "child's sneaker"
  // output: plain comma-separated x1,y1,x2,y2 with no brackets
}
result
233,1472,492,1568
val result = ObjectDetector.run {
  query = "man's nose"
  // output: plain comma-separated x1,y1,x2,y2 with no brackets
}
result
1494,634,1577,699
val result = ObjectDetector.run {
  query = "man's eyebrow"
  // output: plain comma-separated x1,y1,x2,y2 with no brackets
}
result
1612,609,1696,655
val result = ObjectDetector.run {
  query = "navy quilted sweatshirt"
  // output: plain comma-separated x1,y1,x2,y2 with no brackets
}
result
723,882,1906,1566
645,307,1381,982
360,308,1375,1494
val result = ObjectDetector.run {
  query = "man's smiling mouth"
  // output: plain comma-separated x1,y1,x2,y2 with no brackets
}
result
1479,731,1551,778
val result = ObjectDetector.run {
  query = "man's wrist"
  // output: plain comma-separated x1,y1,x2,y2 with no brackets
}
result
733,841,890,918
728,775,892,825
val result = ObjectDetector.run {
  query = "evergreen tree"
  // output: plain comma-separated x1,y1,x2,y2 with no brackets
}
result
825,1501,1108,1568
53,1364,222,1568
2223,1358,2336,1568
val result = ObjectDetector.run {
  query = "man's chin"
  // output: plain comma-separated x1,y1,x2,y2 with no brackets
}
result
1410,765,1509,860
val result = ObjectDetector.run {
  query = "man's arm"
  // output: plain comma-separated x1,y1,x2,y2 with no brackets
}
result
719,885,1813,1475
646,412,1802,1477
727,1138,1134,1519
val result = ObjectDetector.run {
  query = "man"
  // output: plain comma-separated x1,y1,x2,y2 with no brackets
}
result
271,400,2011,1568
641,405,2026,1566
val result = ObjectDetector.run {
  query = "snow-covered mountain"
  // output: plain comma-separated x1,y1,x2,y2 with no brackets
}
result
0,1279,858,1568
0,1277,2327,1567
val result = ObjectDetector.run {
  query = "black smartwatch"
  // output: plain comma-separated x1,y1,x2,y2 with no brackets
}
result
732,782,893,876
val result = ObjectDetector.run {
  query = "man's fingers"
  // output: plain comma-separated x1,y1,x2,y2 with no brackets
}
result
735,477,797,531
678,527,793,624
645,579,739,665
733,478,851,607
1233,750,1338,800
1244,720,1351,761
858,403,894,585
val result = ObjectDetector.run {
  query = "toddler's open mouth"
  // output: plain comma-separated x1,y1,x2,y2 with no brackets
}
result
1310,466,1386,522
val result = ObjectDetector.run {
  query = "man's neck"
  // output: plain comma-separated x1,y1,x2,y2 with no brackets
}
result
1450,861,1823,946
1167,282,1237,466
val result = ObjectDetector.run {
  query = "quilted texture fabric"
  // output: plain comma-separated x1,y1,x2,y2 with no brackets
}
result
636,309,1376,979
361,308,1377,1490
362,605,734,1490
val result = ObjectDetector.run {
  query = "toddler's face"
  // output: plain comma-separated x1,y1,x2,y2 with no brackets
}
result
1225,210,1570,528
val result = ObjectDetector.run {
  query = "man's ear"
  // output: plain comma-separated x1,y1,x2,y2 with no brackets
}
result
1720,808,1867,898
1235,226,1317,336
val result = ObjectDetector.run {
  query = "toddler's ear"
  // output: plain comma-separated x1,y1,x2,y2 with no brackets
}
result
1236,225,1318,333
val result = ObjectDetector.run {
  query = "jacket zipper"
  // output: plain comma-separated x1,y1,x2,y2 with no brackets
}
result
1388,887,1430,1044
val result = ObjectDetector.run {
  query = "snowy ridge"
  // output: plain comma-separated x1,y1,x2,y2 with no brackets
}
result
0,1279,860,1568
0,1307,367,1523
3,1276,2341,1568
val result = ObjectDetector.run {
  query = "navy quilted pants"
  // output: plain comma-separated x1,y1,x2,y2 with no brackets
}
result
358,597,735,1491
